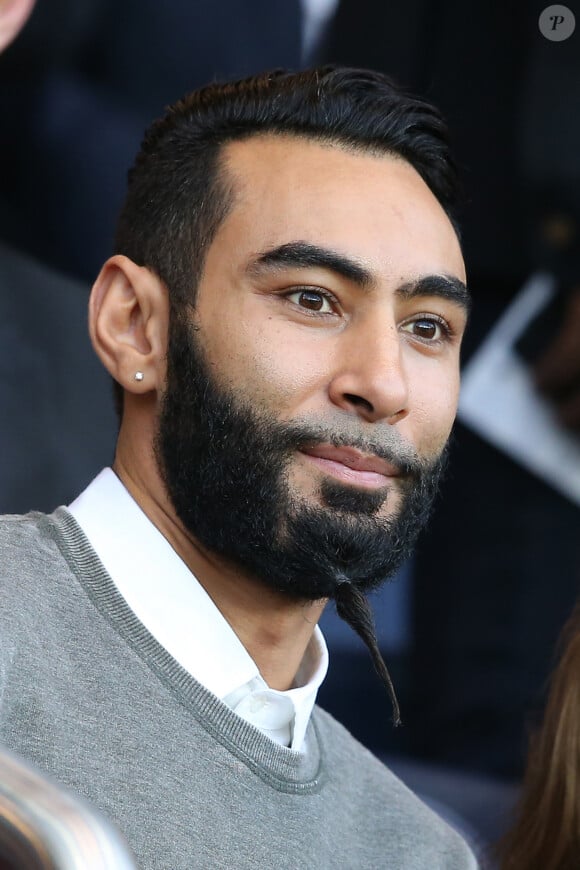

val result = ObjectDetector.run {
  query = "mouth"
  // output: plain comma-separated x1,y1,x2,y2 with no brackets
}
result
299,444,402,490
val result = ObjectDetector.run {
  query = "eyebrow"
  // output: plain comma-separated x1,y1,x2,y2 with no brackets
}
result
398,275,471,313
246,241,470,312
247,241,373,288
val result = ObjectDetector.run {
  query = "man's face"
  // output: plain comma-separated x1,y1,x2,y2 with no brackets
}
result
155,136,468,599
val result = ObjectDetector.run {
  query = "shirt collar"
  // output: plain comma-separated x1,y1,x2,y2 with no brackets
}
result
68,469,328,748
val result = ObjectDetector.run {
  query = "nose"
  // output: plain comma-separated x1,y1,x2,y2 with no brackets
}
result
327,317,409,424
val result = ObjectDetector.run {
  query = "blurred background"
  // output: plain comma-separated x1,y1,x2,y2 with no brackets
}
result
1,1,579,864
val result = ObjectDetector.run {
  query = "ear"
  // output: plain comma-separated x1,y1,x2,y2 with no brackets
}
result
89,255,169,396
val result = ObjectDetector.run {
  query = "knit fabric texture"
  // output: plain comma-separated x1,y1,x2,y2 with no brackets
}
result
0,510,477,869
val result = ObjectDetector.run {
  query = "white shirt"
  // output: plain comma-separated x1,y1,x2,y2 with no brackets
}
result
68,469,328,750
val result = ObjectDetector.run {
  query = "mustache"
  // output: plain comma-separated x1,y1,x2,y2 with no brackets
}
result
276,418,428,478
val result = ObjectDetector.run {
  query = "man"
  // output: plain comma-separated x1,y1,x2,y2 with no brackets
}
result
0,67,475,867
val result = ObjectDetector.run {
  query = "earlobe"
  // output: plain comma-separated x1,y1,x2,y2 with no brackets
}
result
89,254,168,394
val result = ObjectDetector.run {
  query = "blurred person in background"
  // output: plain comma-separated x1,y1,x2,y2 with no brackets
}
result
0,0,116,514
499,601,580,869
0,0,315,279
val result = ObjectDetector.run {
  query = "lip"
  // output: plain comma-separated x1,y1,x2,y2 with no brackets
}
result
299,444,401,489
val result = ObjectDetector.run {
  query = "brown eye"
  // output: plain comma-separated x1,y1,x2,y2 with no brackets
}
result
401,317,448,341
286,289,334,313
298,291,325,310
413,319,439,339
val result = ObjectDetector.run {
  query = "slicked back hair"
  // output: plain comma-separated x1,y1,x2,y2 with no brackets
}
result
113,65,461,413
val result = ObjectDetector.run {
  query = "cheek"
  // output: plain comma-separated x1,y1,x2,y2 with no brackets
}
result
249,332,334,415
200,316,329,413
408,363,460,455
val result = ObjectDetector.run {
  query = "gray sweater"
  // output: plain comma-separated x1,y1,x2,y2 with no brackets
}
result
0,510,477,869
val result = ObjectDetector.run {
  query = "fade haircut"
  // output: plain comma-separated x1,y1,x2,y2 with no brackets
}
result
113,65,460,412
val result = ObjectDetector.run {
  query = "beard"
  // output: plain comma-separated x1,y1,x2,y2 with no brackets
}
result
154,311,448,604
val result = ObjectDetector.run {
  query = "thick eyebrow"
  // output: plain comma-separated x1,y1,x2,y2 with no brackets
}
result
397,275,471,313
246,241,373,288
247,240,470,312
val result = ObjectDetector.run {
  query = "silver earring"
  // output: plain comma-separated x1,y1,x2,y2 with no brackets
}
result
134,371,144,382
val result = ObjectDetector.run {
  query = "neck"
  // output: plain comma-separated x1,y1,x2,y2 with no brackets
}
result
113,448,326,691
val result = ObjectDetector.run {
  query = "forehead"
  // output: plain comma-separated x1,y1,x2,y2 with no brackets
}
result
216,135,465,284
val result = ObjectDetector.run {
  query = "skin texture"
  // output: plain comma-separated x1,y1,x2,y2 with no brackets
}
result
89,135,468,690
0,0,35,52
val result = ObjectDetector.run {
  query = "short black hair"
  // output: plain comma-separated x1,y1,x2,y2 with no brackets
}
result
113,65,461,413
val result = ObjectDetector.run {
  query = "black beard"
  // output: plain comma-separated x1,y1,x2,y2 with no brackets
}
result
154,312,448,604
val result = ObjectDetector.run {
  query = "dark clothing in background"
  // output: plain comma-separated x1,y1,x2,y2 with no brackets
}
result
0,244,115,513
0,0,303,280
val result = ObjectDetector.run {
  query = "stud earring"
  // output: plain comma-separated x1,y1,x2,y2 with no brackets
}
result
134,371,144,382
